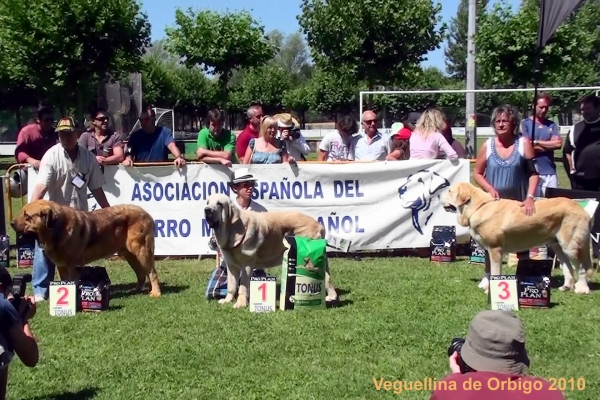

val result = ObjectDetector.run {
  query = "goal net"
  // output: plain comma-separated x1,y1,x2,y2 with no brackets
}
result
360,86,600,144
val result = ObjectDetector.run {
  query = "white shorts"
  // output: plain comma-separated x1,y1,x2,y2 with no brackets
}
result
534,174,557,197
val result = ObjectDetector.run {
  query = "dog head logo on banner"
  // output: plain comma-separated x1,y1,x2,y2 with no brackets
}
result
398,169,450,235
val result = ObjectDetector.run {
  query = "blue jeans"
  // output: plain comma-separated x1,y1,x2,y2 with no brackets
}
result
32,241,56,299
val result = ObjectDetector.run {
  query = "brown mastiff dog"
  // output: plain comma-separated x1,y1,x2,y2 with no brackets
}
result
441,182,594,295
11,199,161,297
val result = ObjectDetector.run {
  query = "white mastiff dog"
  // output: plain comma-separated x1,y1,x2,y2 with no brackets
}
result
442,182,594,294
204,193,339,309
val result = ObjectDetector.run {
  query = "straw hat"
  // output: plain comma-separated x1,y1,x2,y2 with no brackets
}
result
274,113,299,129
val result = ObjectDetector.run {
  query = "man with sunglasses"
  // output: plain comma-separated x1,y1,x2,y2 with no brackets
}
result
349,110,393,161
15,106,58,171
78,109,125,166
123,107,185,168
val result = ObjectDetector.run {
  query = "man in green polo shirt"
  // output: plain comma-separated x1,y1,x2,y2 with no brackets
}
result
196,108,237,166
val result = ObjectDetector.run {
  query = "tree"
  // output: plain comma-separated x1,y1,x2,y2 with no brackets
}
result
165,9,275,110
0,0,151,121
444,0,489,81
267,30,312,83
229,64,293,114
298,0,446,100
475,0,598,88
309,68,361,118
282,82,314,128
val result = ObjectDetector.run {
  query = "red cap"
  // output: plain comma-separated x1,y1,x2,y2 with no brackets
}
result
396,127,412,140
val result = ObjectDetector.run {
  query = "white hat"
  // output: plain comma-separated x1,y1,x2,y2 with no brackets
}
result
231,168,257,185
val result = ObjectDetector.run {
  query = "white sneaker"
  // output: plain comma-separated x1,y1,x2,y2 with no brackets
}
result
34,295,46,303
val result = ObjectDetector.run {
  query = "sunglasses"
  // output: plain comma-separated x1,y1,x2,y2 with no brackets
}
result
95,116,108,122
363,119,377,125
237,182,256,189
41,117,53,123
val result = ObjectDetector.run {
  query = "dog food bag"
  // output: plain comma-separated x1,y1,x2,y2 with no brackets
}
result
429,226,457,263
77,266,111,312
0,235,9,268
280,236,327,311
16,235,34,268
469,238,486,264
516,259,552,308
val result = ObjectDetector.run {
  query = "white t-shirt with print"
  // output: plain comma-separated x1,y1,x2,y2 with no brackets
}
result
319,131,355,161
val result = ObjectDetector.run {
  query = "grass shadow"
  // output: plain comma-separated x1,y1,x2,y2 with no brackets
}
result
24,387,99,400
327,287,353,309
109,283,189,299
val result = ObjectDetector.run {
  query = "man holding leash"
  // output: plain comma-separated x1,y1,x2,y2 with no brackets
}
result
29,118,110,302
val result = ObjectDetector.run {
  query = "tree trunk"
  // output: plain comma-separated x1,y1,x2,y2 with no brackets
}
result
15,109,22,131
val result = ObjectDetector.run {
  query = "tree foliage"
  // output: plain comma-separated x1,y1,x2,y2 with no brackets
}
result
229,64,293,114
475,0,599,88
165,9,275,107
444,0,489,81
298,0,446,89
0,0,151,114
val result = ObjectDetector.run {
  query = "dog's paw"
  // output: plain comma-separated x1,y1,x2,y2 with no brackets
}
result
574,281,590,295
478,277,489,290
326,294,338,303
233,299,248,309
560,279,574,292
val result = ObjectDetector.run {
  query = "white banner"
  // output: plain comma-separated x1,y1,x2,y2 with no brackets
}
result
26,160,471,256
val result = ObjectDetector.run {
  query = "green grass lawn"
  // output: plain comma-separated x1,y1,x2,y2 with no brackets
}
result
6,258,600,400
3,137,595,399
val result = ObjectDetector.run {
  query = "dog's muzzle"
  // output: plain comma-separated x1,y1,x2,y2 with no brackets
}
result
443,204,457,213
204,207,219,229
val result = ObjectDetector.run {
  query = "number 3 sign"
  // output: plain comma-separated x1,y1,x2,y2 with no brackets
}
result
249,276,277,313
489,275,519,311
49,281,77,317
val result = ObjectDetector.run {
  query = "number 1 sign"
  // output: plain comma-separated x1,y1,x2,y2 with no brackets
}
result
489,275,519,311
49,281,77,317
249,276,276,313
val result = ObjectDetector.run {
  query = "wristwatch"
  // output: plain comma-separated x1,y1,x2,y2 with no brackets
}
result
527,194,534,199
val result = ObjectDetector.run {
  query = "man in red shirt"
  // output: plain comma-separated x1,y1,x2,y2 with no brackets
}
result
430,310,564,400
235,104,263,160
14,106,57,171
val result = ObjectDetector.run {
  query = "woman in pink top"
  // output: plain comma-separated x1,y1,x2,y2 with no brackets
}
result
409,108,458,160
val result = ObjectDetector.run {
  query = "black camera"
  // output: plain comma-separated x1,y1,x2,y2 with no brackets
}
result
448,337,469,374
290,129,301,140
10,273,32,319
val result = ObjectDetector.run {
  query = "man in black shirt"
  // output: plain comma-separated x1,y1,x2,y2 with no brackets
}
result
563,94,600,191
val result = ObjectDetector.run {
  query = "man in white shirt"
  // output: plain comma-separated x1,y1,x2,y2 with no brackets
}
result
29,118,110,301
349,110,393,161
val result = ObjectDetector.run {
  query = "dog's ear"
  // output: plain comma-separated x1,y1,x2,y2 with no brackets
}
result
41,207,54,229
455,184,472,207
227,201,246,249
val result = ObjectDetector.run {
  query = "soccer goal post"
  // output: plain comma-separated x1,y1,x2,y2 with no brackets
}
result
360,85,600,128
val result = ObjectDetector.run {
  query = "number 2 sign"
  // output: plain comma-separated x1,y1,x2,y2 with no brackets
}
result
49,281,77,317
489,275,519,311
249,276,277,313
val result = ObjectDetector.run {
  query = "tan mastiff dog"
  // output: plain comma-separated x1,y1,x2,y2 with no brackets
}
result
11,199,161,297
442,182,594,294
204,193,339,309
